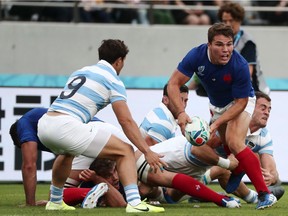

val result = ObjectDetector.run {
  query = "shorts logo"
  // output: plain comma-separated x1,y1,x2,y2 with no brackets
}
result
197,66,205,76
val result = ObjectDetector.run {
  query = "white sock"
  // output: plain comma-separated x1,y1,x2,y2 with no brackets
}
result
243,189,258,204
124,184,141,206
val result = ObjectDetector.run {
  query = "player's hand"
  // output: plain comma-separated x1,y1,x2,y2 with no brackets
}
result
79,169,96,182
209,121,218,137
144,149,167,173
261,167,274,186
227,154,239,170
177,111,191,136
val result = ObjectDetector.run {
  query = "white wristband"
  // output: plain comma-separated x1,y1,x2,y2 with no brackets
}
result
217,157,230,169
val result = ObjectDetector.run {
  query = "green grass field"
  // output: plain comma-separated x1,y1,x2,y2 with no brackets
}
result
0,183,287,216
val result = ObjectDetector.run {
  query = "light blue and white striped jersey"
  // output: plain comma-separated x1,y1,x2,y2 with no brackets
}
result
139,102,178,142
246,127,273,156
50,60,127,123
215,127,273,157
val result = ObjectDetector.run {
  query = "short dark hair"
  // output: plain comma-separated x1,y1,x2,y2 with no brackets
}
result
255,91,271,102
208,23,234,43
163,83,189,96
218,2,245,22
89,158,116,178
98,39,129,64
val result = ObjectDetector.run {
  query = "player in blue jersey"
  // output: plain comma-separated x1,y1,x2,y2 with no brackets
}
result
167,23,276,209
9,107,105,207
37,39,166,212
9,107,52,206
139,83,189,146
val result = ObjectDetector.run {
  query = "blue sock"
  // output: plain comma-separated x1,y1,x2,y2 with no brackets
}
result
124,184,141,206
50,185,63,204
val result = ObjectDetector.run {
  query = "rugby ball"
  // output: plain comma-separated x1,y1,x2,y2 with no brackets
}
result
185,116,210,146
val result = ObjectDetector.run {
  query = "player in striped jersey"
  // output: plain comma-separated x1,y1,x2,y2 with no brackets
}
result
139,84,189,146
38,39,166,212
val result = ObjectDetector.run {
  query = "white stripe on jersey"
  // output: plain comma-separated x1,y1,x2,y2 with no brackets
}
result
145,111,176,131
83,64,124,87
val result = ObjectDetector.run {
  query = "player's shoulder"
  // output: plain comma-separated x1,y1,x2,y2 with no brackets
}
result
260,127,270,137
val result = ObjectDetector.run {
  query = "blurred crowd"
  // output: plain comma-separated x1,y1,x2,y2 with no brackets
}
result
1,0,288,26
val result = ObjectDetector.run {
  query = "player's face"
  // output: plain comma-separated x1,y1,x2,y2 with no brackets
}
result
208,35,233,65
180,92,189,109
252,97,271,128
105,166,120,190
221,12,241,35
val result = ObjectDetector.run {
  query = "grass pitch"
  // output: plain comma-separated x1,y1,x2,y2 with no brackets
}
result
0,183,287,216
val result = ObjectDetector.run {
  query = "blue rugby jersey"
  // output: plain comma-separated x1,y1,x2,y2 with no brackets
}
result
177,44,254,107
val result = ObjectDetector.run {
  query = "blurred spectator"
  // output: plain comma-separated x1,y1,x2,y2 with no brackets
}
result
110,0,140,23
202,0,223,24
254,1,288,25
218,1,270,94
148,0,175,24
39,0,73,22
80,0,113,23
170,0,215,25
8,0,73,22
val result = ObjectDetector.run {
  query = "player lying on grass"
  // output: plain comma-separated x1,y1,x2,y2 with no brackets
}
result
63,157,126,208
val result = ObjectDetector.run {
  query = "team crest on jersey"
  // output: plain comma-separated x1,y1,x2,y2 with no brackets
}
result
223,74,232,83
197,66,205,76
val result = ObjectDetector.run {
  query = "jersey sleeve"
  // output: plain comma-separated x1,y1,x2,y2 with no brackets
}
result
231,59,252,98
177,48,198,78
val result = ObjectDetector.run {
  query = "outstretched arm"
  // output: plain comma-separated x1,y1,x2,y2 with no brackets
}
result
21,141,38,206
112,100,167,172
168,70,191,135
260,153,279,186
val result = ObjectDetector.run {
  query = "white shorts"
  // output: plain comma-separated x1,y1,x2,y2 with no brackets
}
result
136,136,208,183
72,121,134,170
209,96,256,123
38,114,111,157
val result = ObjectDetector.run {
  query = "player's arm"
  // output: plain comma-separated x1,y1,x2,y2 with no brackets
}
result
112,100,167,171
191,139,238,170
260,153,279,186
21,141,38,206
168,70,191,134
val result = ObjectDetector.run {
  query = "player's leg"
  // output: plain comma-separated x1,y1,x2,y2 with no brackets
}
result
44,154,76,210
206,166,258,203
222,111,277,209
137,155,240,208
